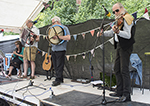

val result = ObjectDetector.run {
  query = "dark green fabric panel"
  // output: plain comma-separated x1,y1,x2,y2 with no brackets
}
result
36,18,150,88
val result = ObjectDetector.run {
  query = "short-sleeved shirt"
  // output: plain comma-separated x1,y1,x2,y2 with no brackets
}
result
25,25,40,48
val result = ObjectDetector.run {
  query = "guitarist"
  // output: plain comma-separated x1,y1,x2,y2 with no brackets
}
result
50,16,71,86
21,19,40,79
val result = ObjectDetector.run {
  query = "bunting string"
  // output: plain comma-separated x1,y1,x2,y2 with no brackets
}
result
65,5,150,59
66,37,113,57
70,4,150,37
37,5,150,61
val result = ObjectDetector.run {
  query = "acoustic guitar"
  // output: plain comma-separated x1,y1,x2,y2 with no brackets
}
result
42,53,52,71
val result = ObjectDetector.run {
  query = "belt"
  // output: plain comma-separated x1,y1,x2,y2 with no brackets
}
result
52,50,66,52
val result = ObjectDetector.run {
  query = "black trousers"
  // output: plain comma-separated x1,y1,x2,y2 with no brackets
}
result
10,57,23,69
114,43,133,96
51,51,66,82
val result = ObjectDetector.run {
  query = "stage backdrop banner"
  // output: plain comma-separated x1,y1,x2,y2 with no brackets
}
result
36,18,150,88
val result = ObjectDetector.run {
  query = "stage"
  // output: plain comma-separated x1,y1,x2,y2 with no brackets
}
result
0,75,150,106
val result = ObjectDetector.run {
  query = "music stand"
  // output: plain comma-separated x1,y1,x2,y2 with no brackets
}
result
15,31,46,92
88,52,94,81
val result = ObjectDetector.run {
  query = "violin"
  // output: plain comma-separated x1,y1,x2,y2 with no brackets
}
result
97,14,125,37
112,14,124,34
116,14,124,26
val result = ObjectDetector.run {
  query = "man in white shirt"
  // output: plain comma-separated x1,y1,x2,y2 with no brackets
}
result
22,20,40,79
97,2,135,102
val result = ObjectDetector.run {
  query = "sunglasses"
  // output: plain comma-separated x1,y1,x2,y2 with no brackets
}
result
113,9,119,14
52,21,57,25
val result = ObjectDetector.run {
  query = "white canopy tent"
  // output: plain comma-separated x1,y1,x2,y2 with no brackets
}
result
0,0,49,53
0,0,49,29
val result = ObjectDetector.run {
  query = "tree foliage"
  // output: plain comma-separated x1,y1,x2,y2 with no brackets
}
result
35,0,150,28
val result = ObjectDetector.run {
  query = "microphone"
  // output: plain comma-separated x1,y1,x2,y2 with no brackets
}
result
102,5,111,17
32,18,39,25
33,21,37,24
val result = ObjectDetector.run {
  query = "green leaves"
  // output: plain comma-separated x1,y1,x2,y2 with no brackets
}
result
35,0,150,28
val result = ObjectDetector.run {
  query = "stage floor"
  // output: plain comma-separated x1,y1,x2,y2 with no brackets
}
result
0,75,150,106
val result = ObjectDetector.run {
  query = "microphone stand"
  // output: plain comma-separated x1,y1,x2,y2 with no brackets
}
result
88,52,94,81
100,10,118,105
89,10,117,105
100,13,107,105
15,32,46,92
87,9,108,104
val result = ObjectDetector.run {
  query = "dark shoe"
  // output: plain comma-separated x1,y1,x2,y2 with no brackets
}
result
109,93,122,97
30,76,35,79
119,95,131,102
52,81,61,86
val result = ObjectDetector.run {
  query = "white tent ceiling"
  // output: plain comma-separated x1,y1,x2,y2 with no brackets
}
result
0,0,48,28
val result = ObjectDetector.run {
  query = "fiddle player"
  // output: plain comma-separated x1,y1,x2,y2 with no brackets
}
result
97,3,135,102
21,20,40,79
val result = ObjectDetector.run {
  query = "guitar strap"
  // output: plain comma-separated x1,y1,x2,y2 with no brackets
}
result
47,43,51,55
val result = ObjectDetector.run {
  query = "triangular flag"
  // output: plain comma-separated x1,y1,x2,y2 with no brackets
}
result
90,30,95,36
42,51,46,56
145,8,148,13
66,55,70,61
91,49,94,54
132,12,137,20
143,8,150,20
99,44,103,49
76,0,81,5
93,52,95,57
73,34,77,40
74,55,77,61
82,33,85,39
108,37,114,45
82,53,86,59
82,55,85,59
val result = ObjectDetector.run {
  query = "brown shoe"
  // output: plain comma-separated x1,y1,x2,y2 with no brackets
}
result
17,71,22,78
20,75,27,79
6,74,11,78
